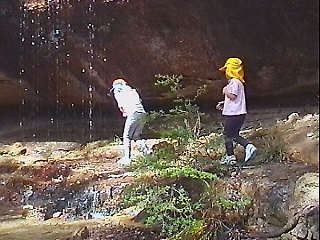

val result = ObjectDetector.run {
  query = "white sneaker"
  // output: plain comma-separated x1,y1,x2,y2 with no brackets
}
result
117,157,131,167
220,155,237,165
245,144,257,163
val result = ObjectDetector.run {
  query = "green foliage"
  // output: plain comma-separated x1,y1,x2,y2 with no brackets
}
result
132,145,219,182
154,74,183,94
170,220,207,240
125,144,223,239
217,197,252,211
152,74,206,140
131,146,176,171
119,73,255,239
121,184,203,238
160,166,218,181
159,128,194,145
145,110,165,123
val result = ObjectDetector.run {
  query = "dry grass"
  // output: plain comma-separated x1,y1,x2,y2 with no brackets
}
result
246,125,289,164
0,159,19,174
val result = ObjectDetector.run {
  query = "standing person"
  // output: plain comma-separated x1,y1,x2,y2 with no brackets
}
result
216,57,257,165
110,78,147,166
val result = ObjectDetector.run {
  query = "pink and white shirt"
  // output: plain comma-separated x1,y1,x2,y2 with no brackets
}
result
222,78,247,116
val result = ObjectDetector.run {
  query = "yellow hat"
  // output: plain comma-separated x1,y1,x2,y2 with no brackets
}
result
219,58,245,83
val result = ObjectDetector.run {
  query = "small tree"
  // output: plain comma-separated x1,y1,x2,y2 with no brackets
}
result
152,74,207,141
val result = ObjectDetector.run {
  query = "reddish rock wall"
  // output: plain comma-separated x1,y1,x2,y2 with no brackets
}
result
0,0,318,112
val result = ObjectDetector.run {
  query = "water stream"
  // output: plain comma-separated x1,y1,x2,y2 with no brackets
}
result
16,0,107,142
22,183,117,220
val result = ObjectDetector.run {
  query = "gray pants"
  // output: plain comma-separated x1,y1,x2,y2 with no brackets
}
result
123,111,146,159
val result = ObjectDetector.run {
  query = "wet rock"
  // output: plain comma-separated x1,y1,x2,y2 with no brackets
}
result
23,186,34,201
267,185,292,226
33,163,71,181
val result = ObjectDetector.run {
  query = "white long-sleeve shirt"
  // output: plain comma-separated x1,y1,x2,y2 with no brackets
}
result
113,85,146,116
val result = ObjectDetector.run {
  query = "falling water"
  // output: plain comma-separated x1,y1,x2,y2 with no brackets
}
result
64,0,76,140
19,1,44,138
22,183,115,220
35,12,41,138
30,11,40,139
53,2,62,141
87,0,96,141
15,0,116,141
17,0,70,140
18,1,27,131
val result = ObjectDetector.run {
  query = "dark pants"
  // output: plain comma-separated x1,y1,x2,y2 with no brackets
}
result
224,114,249,156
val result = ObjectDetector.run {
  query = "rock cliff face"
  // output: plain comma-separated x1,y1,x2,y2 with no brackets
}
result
0,0,318,113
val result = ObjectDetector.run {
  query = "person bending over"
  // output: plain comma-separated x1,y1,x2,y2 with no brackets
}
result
110,78,147,166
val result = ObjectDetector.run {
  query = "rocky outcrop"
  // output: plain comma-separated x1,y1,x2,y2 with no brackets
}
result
0,0,318,112
288,173,319,240
245,171,319,240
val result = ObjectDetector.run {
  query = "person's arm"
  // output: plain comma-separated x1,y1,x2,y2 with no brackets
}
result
224,90,237,100
114,92,128,117
223,81,238,100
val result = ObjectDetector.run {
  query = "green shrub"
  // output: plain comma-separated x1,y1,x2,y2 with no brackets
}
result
160,166,218,181
154,74,183,94
152,74,206,141
217,197,252,211
159,128,194,145
131,146,177,172
170,220,207,240
121,184,203,238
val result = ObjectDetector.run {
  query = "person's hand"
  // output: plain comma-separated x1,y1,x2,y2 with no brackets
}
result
216,101,224,111
119,107,127,117
222,86,227,95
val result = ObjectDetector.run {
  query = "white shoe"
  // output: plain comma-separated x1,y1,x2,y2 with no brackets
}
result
117,157,131,167
245,144,257,163
220,155,237,165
